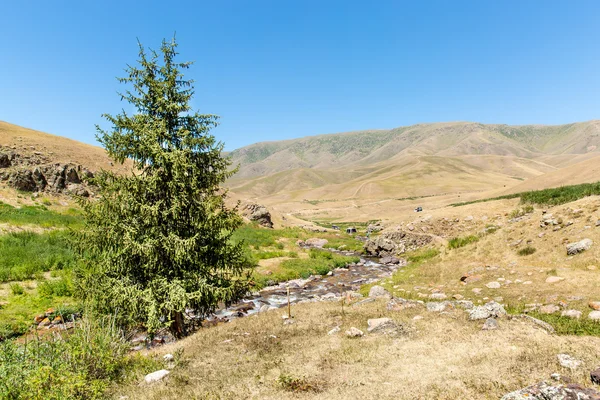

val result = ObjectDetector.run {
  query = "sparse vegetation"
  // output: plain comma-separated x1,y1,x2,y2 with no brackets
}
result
509,205,534,218
517,246,536,256
448,235,479,249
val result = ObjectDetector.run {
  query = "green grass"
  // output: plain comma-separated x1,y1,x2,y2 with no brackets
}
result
232,224,303,249
407,248,440,263
450,181,600,207
509,205,534,219
252,249,359,289
0,231,78,282
0,202,82,228
505,304,600,336
448,235,479,249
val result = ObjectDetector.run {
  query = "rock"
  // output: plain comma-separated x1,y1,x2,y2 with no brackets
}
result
38,317,51,327
242,203,273,228
461,274,482,284
144,369,170,383
380,256,400,265
469,301,506,320
163,353,174,362
426,301,452,312
485,281,501,289
364,229,432,257
33,314,45,323
561,310,582,319
386,298,423,311
591,368,600,385
566,238,593,255
545,276,564,284
327,326,340,335
345,327,364,338
368,285,389,298
455,300,474,310
0,153,11,168
589,301,600,311
429,293,447,300
557,354,582,370
8,170,37,191
482,318,499,330
305,238,328,248
539,304,560,314
501,381,600,400
452,294,464,300
588,311,600,321
367,318,402,335
520,315,556,334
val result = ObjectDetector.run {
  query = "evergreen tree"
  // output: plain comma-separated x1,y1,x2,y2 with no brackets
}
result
78,38,252,337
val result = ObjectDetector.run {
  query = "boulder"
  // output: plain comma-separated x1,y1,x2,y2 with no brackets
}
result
368,285,389,298
486,281,501,289
379,256,401,265
591,368,600,385
588,311,600,321
501,381,600,400
566,239,593,255
482,318,499,330
0,153,10,168
557,354,582,370
345,327,364,338
561,310,582,319
469,301,506,320
242,202,273,228
304,238,328,248
367,318,403,335
144,369,170,383
8,170,37,191
364,230,432,257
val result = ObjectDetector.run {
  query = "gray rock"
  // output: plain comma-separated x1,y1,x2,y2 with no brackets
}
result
539,304,560,314
561,310,582,319
469,301,506,320
566,238,593,255
368,285,390,298
426,301,452,312
367,317,404,336
588,311,600,321
501,381,600,400
482,318,499,330
327,326,340,335
144,369,170,383
485,281,501,289
242,202,273,228
429,293,447,300
0,153,11,168
345,327,364,338
557,354,582,370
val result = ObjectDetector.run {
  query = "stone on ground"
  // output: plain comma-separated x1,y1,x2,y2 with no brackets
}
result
566,238,593,255
545,276,564,284
482,318,499,330
561,310,582,319
469,301,506,320
368,285,390,298
557,353,582,370
501,381,600,400
485,281,501,289
588,311,600,321
144,369,170,383
345,327,364,338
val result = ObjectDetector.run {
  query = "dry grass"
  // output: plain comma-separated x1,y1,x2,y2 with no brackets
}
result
115,300,600,400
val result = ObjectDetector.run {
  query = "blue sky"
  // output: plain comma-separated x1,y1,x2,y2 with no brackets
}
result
2,1,600,151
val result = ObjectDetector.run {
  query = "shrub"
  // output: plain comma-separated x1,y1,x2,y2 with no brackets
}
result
517,246,536,256
9,283,25,296
448,235,479,249
509,205,534,219
0,315,138,400
38,277,73,298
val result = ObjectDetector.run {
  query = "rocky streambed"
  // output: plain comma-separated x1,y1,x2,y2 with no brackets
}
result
209,255,405,322
134,254,405,348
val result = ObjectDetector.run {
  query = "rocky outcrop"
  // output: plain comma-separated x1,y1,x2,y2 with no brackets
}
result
501,381,600,400
242,202,273,228
0,161,94,196
364,229,432,257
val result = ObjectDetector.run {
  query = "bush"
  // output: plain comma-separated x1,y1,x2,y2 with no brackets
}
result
509,205,534,218
0,315,138,400
38,277,73,298
9,283,25,296
448,235,479,249
517,246,536,256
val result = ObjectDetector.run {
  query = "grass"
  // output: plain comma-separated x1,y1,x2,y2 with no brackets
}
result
509,205,534,219
450,181,600,207
114,299,600,400
0,231,78,282
0,201,82,228
448,235,479,249
407,248,440,263
505,304,600,337
253,249,359,289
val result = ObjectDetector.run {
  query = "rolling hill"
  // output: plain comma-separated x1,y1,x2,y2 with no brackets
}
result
227,121,600,205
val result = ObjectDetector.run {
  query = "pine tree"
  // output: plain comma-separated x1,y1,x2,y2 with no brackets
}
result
78,38,252,337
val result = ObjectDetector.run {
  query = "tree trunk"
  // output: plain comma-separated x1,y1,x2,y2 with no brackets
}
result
170,311,186,338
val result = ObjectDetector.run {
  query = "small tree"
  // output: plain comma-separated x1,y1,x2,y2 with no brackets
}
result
78,38,252,337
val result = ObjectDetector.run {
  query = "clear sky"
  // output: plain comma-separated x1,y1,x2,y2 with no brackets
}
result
2,1,600,151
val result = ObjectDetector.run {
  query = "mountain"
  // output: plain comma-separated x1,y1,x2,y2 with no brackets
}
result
227,121,600,203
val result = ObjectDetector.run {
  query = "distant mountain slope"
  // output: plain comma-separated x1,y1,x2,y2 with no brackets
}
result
227,121,600,201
